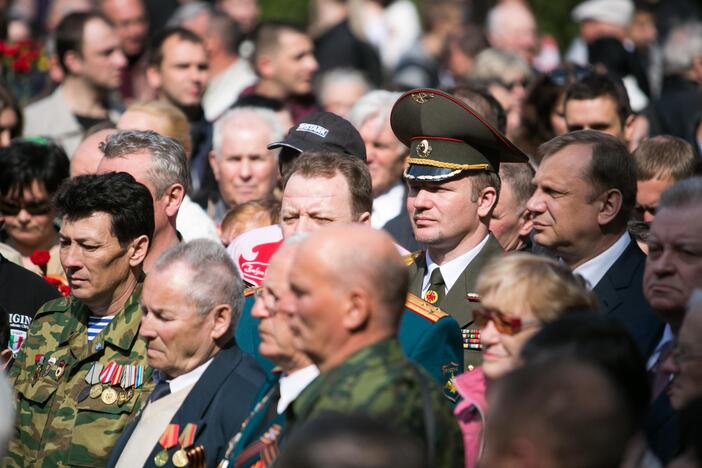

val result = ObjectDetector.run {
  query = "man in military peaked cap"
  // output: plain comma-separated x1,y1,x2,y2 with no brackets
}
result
391,88,529,369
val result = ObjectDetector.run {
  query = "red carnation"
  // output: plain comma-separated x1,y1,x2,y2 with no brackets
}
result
12,56,31,73
30,249,50,267
4,44,19,57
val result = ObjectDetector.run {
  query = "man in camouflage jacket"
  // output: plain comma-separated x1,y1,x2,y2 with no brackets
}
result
5,172,155,467
283,225,464,468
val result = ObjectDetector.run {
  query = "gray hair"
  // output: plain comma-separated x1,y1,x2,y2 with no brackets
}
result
101,130,189,197
166,1,213,28
318,69,371,106
471,48,532,82
659,176,702,211
212,107,284,158
499,162,536,212
663,22,702,75
154,239,244,329
347,90,402,130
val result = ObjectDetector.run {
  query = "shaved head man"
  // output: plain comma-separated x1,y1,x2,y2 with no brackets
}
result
71,128,117,177
284,225,464,467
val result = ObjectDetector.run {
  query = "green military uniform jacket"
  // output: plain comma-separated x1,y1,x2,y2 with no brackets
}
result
408,235,504,370
288,339,464,468
5,285,154,468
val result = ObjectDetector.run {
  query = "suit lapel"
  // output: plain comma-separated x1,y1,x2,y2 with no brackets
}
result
592,241,640,314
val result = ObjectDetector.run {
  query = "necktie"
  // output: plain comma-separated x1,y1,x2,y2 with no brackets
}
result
149,380,171,403
424,268,446,306
649,341,673,401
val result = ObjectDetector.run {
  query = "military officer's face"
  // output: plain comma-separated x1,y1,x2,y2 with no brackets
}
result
139,265,230,378
407,175,492,251
281,172,357,239
59,212,141,310
251,246,300,366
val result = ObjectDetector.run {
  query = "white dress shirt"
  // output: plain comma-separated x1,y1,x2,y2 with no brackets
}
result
153,357,213,394
277,365,319,414
573,232,631,290
421,234,490,295
371,182,405,229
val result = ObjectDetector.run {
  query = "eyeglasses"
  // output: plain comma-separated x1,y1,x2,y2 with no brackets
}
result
473,307,540,335
254,287,280,312
495,78,530,91
0,198,53,216
671,345,702,366
547,65,592,86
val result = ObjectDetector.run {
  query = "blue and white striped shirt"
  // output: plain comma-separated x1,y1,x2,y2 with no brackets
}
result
87,315,115,342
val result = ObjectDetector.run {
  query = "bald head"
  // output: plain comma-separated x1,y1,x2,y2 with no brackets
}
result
71,128,117,177
287,225,409,370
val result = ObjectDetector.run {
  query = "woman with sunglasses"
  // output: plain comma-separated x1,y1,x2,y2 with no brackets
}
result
453,252,597,468
0,139,70,280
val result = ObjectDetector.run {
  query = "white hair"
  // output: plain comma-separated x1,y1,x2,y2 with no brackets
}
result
318,68,371,104
663,22,702,75
347,90,403,131
212,107,284,158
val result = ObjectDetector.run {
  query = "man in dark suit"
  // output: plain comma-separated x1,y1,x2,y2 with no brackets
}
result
643,177,702,463
108,239,265,468
526,130,662,358
389,88,530,370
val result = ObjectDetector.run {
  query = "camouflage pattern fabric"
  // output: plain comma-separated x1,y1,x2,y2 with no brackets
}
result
4,284,154,468
288,339,464,468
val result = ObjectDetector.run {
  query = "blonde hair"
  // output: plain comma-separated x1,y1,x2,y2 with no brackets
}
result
476,253,597,322
124,101,192,156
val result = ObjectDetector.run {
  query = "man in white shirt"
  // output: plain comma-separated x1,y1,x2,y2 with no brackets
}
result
527,129,662,357
107,239,264,468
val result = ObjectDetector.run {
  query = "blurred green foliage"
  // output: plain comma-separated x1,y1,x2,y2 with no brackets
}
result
259,0,585,50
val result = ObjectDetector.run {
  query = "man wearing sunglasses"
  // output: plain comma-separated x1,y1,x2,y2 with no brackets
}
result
390,88,529,370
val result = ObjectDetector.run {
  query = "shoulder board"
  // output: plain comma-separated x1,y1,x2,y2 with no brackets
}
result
402,250,422,266
244,286,262,297
404,293,449,323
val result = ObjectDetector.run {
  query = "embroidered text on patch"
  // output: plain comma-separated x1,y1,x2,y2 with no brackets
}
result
297,123,329,138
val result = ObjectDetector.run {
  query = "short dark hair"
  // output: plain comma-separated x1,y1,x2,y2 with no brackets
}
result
251,20,307,70
538,130,636,228
565,74,632,127
0,82,23,138
283,152,373,218
521,313,650,427
634,135,698,181
54,172,154,245
0,140,70,198
147,26,204,68
209,14,242,55
55,12,113,73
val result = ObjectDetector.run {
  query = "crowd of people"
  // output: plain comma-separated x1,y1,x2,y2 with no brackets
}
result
1,0,702,466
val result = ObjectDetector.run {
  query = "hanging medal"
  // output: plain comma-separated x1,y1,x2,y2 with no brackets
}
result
173,423,198,467
155,424,180,467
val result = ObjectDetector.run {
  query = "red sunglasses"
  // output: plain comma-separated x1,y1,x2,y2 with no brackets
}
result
473,307,539,335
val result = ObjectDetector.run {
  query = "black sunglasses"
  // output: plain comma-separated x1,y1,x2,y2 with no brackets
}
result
0,198,53,216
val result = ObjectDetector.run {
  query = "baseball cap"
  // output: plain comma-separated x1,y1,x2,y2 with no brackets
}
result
267,112,367,163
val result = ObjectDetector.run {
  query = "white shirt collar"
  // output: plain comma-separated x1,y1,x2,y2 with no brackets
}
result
155,358,214,394
573,232,631,290
277,365,319,414
646,324,673,370
371,182,405,229
422,234,490,293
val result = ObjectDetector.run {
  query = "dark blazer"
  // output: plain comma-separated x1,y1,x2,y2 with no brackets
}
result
592,240,663,358
407,235,504,369
107,340,265,468
645,392,680,464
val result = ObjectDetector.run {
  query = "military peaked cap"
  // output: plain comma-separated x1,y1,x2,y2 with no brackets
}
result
391,88,528,182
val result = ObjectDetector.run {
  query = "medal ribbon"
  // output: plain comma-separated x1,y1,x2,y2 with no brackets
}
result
136,365,144,388
110,364,124,386
99,362,116,383
159,424,180,450
179,423,197,449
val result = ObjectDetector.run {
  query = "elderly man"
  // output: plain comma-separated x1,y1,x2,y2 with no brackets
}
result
485,1,538,65
97,130,186,272
390,88,528,369
236,151,463,390
527,130,662,356
5,172,154,467
71,127,117,178
218,241,317,467
23,12,125,155
207,108,284,222
237,20,320,123
644,177,702,461
489,162,535,252
285,225,463,466
348,90,417,251
107,240,264,468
